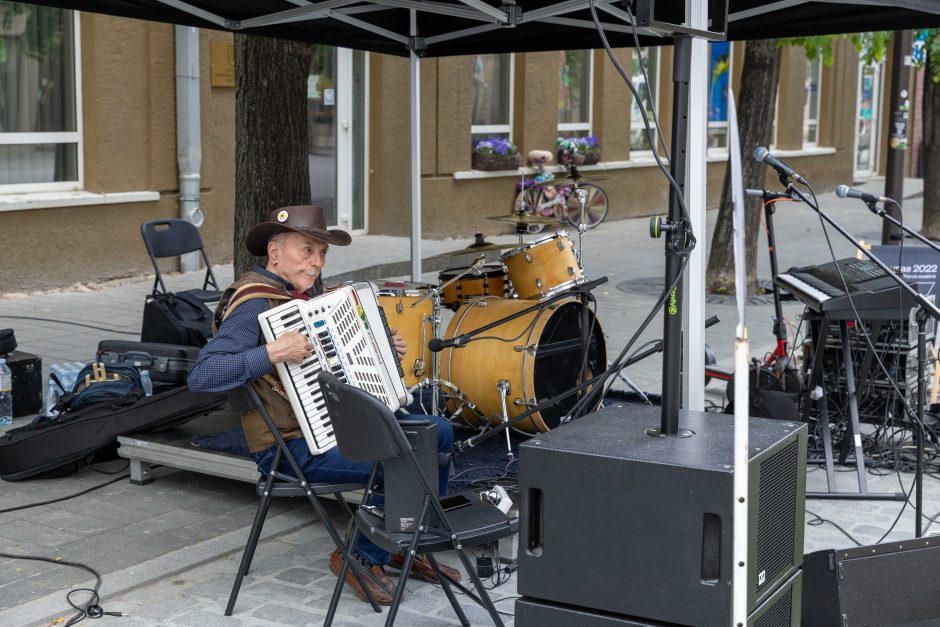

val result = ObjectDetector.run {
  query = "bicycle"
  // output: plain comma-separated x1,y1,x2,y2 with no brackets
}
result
512,149,609,235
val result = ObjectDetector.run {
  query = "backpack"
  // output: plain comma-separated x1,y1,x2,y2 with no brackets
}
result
55,362,144,413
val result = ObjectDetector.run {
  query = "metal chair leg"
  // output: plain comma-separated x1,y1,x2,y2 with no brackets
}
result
426,554,470,626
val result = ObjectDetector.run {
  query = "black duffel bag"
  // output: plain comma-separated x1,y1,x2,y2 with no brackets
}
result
0,386,227,481
141,291,214,347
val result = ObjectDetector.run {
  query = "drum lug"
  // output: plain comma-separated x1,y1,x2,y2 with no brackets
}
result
513,398,537,407
556,239,565,251
567,266,576,277
396,303,404,314
524,253,533,264
514,344,537,354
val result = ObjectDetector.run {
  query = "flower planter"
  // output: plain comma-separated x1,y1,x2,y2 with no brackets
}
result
582,152,600,165
472,151,522,171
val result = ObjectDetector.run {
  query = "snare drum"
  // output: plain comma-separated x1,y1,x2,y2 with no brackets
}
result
441,296,606,434
501,231,584,300
438,263,510,310
376,282,434,387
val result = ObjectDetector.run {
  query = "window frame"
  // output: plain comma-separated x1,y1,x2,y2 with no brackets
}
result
803,54,822,147
470,53,515,143
0,9,83,194
629,46,660,154
557,49,594,136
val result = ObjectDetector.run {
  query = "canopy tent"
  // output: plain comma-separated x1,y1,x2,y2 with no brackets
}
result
32,1,940,57
26,0,940,409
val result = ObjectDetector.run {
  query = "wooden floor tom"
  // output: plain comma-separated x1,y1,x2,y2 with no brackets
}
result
376,282,434,387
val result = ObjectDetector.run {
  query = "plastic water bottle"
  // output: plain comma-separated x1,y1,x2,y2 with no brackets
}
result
140,369,153,397
0,358,13,425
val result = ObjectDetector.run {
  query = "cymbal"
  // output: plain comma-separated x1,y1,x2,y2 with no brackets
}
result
425,234,520,259
487,213,564,225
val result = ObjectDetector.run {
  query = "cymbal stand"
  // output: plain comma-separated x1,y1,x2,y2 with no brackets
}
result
411,256,487,416
572,184,588,264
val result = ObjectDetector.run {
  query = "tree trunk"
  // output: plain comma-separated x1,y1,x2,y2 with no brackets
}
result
920,50,940,239
706,39,781,295
234,34,314,278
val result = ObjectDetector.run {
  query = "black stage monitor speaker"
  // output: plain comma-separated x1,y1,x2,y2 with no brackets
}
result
518,404,807,626
802,537,940,627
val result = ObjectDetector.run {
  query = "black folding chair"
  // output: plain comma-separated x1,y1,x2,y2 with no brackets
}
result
140,218,221,303
224,383,383,617
318,371,519,627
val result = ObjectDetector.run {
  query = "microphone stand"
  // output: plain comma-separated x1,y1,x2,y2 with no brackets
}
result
859,199,940,537
786,180,939,536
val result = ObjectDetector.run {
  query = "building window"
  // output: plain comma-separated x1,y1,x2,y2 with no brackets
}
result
630,46,659,152
708,40,731,150
558,49,592,137
0,4,81,191
803,55,821,146
471,53,513,145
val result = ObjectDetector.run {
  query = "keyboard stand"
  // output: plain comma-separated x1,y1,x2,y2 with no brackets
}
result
802,310,905,501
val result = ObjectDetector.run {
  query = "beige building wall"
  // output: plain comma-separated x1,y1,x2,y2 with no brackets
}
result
2,24,868,292
0,14,235,294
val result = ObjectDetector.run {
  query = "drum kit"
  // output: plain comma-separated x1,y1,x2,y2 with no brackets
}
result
376,209,608,458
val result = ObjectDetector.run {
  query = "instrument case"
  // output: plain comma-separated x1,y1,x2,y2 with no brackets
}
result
0,385,226,481
96,340,200,385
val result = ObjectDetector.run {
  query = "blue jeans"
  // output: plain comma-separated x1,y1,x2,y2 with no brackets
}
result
251,413,454,566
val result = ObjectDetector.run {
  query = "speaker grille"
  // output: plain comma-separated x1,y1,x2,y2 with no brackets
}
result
753,588,793,627
755,439,798,595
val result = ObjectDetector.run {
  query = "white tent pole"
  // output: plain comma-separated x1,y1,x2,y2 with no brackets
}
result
682,0,708,410
409,9,422,281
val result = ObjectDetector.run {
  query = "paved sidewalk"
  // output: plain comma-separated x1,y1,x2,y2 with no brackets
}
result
2,177,939,625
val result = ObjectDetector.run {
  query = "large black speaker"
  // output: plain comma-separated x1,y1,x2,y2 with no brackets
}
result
516,569,803,627
802,537,940,627
518,405,807,626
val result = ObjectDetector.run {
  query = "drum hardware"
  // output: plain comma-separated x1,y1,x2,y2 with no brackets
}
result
496,379,515,462
425,232,519,260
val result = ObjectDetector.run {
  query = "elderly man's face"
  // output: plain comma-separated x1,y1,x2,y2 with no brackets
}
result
267,232,328,292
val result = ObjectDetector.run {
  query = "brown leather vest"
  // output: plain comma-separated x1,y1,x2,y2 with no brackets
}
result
213,271,303,453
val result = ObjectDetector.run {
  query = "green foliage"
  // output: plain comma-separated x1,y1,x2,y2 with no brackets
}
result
0,1,66,61
778,32,891,67
913,29,940,82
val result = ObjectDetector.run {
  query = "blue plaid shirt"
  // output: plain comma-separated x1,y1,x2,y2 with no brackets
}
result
187,266,315,393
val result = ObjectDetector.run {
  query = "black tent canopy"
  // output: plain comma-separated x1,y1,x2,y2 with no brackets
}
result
35,1,940,57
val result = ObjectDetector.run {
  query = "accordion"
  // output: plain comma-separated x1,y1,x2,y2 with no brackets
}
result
258,282,412,454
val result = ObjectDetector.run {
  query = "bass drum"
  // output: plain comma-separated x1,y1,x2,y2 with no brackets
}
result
442,297,606,433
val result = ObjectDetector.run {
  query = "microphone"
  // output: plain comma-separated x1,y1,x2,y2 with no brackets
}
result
745,188,799,201
753,147,806,184
835,184,892,205
428,335,470,352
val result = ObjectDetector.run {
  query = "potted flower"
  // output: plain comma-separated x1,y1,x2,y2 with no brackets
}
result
472,136,522,171
557,135,601,166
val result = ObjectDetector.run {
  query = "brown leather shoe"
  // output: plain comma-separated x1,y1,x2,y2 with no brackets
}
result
389,554,462,584
329,549,395,606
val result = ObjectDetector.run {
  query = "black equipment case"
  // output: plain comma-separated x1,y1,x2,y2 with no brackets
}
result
96,340,200,385
0,386,227,481
3,349,43,418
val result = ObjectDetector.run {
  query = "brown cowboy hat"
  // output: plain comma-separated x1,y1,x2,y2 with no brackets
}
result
245,205,352,256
